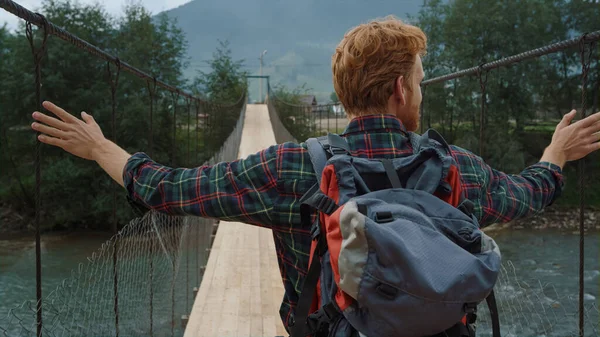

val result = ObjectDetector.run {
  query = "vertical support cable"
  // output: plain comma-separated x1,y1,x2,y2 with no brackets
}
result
335,104,339,132
26,16,48,337
106,58,121,337
420,85,426,134
202,102,210,281
577,37,592,337
195,102,200,288
169,91,179,337
186,98,192,312
477,66,489,157
146,78,157,337
171,92,180,167
147,78,157,158
327,105,330,132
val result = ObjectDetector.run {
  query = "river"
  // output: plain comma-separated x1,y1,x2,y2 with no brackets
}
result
0,229,598,336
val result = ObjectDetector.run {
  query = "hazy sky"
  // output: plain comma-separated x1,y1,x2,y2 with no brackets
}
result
0,0,192,31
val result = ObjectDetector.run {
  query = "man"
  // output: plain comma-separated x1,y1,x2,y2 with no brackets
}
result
31,16,599,334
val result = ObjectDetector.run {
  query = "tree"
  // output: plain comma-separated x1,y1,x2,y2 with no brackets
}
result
270,83,317,141
0,0,198,231
329,91,339,103
413,0,599,207
193,40,248,104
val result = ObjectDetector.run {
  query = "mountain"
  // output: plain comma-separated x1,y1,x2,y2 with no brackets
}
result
159,0,427,103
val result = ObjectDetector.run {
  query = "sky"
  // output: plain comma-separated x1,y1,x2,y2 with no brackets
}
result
0,0,192,31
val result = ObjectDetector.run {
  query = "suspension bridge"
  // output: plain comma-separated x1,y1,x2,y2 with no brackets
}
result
1,0,600,336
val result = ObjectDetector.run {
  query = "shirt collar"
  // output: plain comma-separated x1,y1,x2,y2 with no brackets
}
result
341,114,408,136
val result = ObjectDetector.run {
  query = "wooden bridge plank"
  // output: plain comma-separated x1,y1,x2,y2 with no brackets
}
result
184,104,287,337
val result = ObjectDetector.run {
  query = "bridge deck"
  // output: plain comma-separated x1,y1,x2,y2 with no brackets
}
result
184,104,287,337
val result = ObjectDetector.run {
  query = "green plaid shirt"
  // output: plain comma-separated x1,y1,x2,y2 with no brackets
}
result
123,114,563,329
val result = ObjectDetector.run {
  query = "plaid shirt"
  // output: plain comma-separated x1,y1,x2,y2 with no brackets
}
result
123,114,563,329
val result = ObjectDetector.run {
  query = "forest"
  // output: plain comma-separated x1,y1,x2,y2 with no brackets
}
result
0,0,248,232
0,0,598,233
274,0,600,215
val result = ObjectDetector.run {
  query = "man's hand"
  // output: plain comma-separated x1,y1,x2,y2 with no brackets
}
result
31,101,108,160
31,101,132,187
541,109,600,169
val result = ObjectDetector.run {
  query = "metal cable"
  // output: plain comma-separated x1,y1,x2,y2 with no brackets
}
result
422,30,600,86
577,37,593,337
171,92,180,167
25,16,48,337
477,66,489,157
106,59,121,337
419,85,426,134
147,79,157,158
185,98,191,313
0,0,203,104
145,79,157,337
195,102,200,288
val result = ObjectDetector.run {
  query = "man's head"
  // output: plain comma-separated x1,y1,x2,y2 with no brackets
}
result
332,16,427,131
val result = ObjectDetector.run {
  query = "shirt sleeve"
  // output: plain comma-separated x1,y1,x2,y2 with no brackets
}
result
450,145,564,228
122,144,280,228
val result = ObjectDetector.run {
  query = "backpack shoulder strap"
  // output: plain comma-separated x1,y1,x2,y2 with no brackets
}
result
409,129,452,154
305,135,330,186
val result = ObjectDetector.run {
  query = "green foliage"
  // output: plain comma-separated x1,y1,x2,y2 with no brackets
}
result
191,40,248,154
193,40,248,103
271,83,321,141
0,0,246,232
329,91,339,103
413,0,600,208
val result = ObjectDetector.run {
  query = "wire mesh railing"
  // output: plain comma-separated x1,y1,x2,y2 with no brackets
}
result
419,30,600,337
266,88,348,144
0,0,247,336
266,30,600,336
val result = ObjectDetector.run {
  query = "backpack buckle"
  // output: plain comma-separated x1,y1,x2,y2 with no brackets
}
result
306,303,339,335
310,222,321,240
325,133,351,157
464,302,478,315
326,146,348,157
317,195,338,215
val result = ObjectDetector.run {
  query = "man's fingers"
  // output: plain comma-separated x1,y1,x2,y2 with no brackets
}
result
31,122,68,139
577,110,600,128
32,111,71,130
584,120,600,135
557,110,576,129
586,141,600,154
81,111,95,125
38,134,67,148
41,101,79,123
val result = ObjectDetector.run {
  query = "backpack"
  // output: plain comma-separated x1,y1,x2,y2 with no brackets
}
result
288,130,502,337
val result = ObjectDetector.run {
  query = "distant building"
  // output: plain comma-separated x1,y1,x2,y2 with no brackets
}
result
298,95,317,106
298,95,317,114
332,104,345,115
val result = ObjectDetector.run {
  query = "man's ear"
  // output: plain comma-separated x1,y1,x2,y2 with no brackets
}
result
394,76,406,106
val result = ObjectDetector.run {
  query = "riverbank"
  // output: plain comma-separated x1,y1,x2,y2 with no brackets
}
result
0,203,28,237
484,206,600,232
0,203,115,239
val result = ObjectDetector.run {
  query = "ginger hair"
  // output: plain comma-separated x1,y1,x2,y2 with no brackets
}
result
332,16,427,117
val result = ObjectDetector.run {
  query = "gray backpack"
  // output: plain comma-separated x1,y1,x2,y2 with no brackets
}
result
289,131,502,337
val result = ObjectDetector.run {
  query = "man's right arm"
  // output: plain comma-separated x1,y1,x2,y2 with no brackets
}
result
30,101,282,227
121,145,281,227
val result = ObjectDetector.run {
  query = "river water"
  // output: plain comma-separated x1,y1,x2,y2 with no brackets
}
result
0,229,598,336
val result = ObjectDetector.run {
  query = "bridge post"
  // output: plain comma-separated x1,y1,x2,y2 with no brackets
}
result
181,315,189,329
